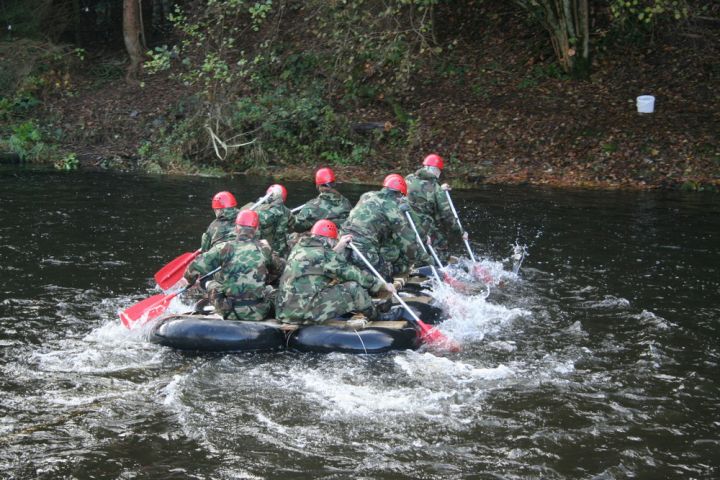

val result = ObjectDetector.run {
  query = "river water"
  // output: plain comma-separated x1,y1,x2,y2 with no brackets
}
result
0,167,718,479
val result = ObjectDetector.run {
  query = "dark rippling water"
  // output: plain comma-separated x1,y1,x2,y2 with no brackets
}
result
1,167,718,479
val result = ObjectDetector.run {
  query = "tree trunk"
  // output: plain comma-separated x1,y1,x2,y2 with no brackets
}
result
123,0,144,84
514,0,591,77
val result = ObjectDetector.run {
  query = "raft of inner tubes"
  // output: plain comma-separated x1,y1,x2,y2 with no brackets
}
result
149,315,422,354
149,278,445,354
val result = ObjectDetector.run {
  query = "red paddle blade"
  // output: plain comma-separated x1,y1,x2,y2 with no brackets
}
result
472,264,493,284
443,272,463,289
119,293,174,329
415,319,461,353
154,249,201,290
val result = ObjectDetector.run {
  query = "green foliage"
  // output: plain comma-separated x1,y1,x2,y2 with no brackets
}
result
0,94,40,121
518,62,569,88
230,86,375,167
139,0,444,172
610,0,690,26
136,116,225,176
145,46,178,74
5,120,76,168
517,77,538,89
601,142,619,155
249,1,274,31
680,180,717,193
0,39,82,109
53,152,79,171
8,121,45,162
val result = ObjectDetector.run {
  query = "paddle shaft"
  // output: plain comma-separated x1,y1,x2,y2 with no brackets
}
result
349,242,424,326
404,211,443,283
149,266,221,319
250,192,272,210
444,190,477,262
426,241,445,270
291,204,305,213
177,266,221,296
404,211,428,255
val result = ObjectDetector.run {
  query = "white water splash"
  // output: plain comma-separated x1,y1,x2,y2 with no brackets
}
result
394,351,515,383
429,281,530,343
510,242,528,274
442,255,521,293
583,296,631,310
633,310,673,330
276,351,515,423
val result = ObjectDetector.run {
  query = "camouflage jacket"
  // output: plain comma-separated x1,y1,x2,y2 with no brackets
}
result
241,198,294,257
275,236,383,320
185,231,284,300
341,188,426,262
405,168,462,235
200,207,239,252
293,188,353,232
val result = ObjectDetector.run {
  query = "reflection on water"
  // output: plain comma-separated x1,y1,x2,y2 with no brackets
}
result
1,167,719,479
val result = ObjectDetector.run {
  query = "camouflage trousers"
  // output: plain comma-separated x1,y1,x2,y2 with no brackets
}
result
208,283,275,321
347,237,393,280
280,281,375,325
379,244,412,277
414,213,449,252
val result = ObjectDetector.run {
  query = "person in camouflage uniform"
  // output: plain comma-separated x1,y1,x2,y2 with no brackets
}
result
292,167,353,232
184,210,284,321
340,174,430,279
200,191,240,252
405,154,467,251
242,184,294,257
276,220,393,325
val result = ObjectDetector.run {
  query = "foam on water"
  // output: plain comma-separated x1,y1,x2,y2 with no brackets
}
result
633,309,673,330
395,351,515,383
583,295,632,310
429,280,530,342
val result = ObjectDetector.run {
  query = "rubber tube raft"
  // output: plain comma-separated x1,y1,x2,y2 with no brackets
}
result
150,315,286,352
149,315,420,354
148,278,445,354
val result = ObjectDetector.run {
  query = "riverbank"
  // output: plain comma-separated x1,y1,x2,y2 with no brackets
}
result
2,6,718,191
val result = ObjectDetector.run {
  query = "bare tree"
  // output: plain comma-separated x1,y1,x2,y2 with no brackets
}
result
514,0,590,76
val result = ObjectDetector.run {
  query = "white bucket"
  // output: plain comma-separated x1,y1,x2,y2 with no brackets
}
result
637,95,655,113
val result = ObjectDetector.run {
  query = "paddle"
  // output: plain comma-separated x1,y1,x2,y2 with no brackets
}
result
349,242,460,352
425,239,469,289
444,190,477,262
403,210,443,284
290,204,305,213
120,267,221,329
425,238,445,271
511,243,527,275
154,249,202,291
250,192,272,210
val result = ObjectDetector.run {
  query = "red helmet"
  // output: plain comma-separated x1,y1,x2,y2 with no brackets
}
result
382,174,408,196
315,167,336,186
422,154,444,170
310,219,338,239
266,184,287,203
235,210,259,228
212,191,237,209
